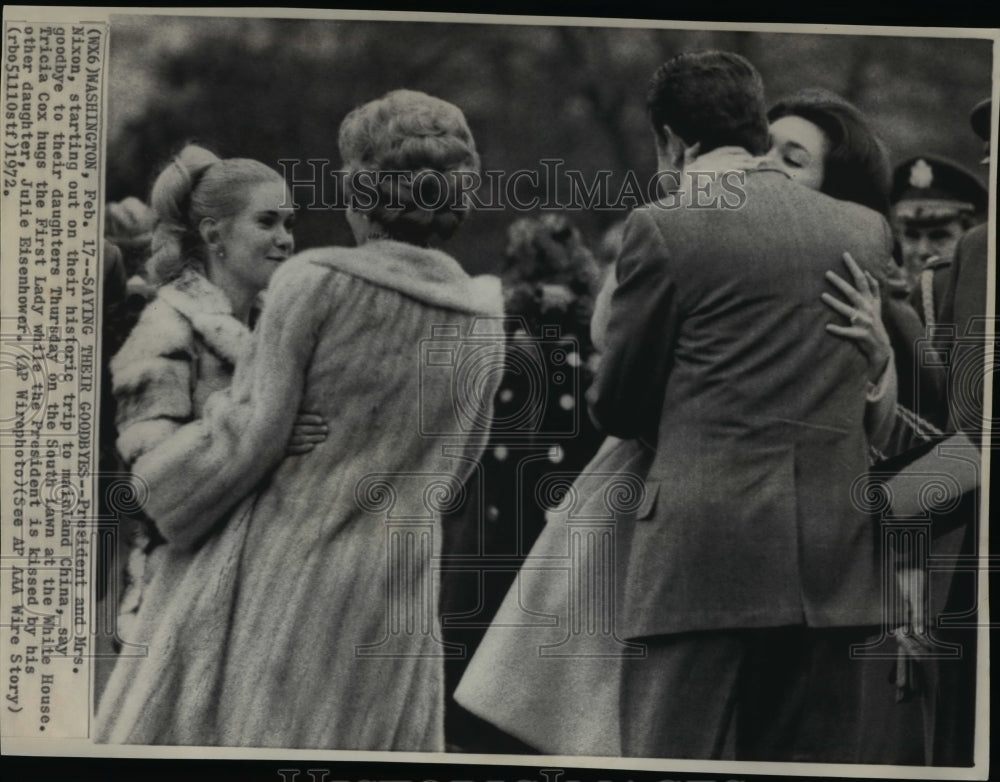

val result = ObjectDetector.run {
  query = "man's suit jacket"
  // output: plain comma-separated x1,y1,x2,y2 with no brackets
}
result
588,168,894,639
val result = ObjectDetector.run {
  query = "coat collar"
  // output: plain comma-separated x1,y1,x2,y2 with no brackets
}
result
297,240,503,317
156,268,251,364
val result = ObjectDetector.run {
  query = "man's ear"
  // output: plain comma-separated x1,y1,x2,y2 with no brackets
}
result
683,142,702,167
654,124,684,174
654,124,674,156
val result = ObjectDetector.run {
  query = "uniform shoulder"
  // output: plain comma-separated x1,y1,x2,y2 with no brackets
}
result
957,222,989,254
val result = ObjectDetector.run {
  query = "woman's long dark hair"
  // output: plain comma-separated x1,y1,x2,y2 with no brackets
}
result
768,88,891,217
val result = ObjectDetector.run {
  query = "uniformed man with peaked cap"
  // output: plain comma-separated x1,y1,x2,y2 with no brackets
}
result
890,154,988,317
898,98,994,768
859,99,994,769
917,96,993,769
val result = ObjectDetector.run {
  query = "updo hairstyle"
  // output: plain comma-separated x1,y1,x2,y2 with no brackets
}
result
338,90,480,246
146,144,285,285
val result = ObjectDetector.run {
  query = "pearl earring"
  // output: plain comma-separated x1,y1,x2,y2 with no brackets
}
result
216,246,226,259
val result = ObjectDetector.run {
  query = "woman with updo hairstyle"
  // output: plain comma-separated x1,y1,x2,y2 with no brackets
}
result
146,144,293,290
339,88,480,247
103,144,322,664
96,92,504,751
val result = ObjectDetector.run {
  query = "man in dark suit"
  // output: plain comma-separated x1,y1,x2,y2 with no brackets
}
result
587,51,894,761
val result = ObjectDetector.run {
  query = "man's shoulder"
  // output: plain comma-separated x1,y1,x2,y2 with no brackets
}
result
642,169,882,226
747,169,883,219
745,171,892,253
634,170,891,265
957,222,989,258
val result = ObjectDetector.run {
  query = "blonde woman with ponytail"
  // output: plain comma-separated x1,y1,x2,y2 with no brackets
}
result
106,145,324,644
97,92,503,750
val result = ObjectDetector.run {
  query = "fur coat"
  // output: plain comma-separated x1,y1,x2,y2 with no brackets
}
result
95,240,504,751
107,268,250,632
110,268,251,466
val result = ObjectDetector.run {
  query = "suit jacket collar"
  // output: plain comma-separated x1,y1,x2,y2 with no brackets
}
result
648,152,792,210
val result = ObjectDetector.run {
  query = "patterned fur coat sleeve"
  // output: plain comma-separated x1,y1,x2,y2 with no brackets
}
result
108,269,250,466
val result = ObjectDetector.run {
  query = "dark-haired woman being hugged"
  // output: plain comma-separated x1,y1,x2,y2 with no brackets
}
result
95,91,503,750
767,89,980,768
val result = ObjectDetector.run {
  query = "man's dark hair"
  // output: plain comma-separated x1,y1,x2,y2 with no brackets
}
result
646,51,769,156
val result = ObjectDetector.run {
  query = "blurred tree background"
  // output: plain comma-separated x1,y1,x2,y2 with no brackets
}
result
107,15,994,274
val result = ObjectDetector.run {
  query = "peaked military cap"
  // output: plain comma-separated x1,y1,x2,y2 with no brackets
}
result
890,154,988,221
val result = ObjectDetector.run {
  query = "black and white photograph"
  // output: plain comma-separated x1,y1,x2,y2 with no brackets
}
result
0,7,995,780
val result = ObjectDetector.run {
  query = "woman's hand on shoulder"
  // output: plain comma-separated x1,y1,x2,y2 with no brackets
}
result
821,251,892,384
286,412,328,455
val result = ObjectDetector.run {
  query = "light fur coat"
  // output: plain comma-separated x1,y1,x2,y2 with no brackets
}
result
96,241,503,751
107,268,250,634
110,268,250,466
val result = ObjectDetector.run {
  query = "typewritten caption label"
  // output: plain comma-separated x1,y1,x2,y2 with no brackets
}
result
2,19,106,739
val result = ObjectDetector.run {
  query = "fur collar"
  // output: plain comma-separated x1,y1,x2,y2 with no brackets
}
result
295,241,503,317
156,269,250,365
